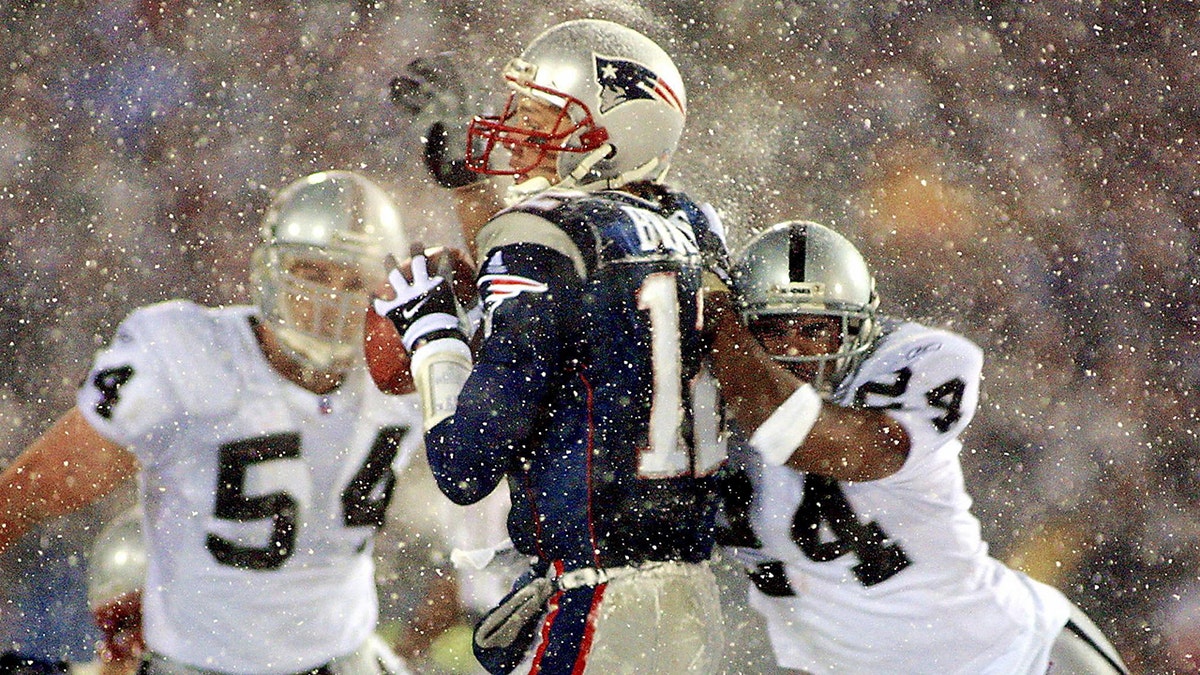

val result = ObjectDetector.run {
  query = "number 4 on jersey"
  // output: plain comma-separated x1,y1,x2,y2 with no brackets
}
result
791,475,911,586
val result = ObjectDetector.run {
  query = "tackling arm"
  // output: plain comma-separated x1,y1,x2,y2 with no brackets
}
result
390,52,505,260
708,292,909,482
0,407,139,552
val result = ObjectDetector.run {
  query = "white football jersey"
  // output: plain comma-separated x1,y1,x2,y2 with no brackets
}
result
76,300,423,675
733,319,1072,674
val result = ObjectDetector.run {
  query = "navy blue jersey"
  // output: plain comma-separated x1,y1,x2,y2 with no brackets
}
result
426,186,729,571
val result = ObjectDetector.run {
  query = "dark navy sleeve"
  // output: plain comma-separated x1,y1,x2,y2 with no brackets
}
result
424,241,583,505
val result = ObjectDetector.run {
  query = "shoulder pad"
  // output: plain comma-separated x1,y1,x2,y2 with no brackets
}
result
475,210,592,279
840,320,983,441
864,322,983,380
120,300,247,417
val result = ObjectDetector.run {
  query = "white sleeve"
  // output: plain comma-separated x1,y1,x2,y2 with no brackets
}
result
76,305,185,450
839,324,983,464
410,337,473,431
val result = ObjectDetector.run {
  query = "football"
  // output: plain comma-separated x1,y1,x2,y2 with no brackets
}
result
363,306,414,395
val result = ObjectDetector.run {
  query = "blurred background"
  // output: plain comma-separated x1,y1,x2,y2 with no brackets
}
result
0,1,1196,673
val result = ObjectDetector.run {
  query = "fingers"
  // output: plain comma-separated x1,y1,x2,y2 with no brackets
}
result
374,294,400,317
422,246,477,306
374,266,417,315
411,254,430,285
411,254,448,291
408,52,463,94
391,52,466,116
387,267,411,289
375,255,446,314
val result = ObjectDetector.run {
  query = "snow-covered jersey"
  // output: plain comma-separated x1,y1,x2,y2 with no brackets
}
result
425,186,729,573
76,300,423,675
727,319,1072,674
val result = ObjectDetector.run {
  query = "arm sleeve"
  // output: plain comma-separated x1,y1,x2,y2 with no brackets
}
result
424,240,583,505
75,306,183,455
844,326,983,468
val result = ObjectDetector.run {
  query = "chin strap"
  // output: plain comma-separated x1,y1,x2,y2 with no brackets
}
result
503,175,553,207
503,145,669,205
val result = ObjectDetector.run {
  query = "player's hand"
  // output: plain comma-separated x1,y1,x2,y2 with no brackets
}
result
390,52,483,189
374,254,464,351
92,590,145,665
701,281,738,339
422,245,478,309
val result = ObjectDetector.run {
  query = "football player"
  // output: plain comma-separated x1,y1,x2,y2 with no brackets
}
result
375,19,730,675
709,220,1130,673
0,171,422,675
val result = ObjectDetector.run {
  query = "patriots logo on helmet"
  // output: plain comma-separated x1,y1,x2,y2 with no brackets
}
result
595,54,684,115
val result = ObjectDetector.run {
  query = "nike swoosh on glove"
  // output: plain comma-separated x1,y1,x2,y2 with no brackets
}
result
373,254,465,351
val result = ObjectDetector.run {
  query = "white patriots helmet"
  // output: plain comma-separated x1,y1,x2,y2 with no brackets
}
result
465,19,686,193
251,171,408,373
732,220,880,390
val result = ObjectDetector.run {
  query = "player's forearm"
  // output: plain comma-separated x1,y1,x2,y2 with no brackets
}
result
453,182,505,259
794,406,911,481
0,451,71,552
710,306,910,481
425,357,547,505
709,307,799,431
0,409,136,551
0,484,38,552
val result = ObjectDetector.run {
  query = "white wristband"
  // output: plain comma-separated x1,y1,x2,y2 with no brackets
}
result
402,312,462,352
750,383,823,466
410,338,473,430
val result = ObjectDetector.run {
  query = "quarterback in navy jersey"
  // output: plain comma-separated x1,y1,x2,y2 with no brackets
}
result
441,186,728,570
377,19,730,675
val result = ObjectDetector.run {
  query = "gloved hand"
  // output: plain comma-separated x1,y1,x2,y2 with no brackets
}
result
373,254,464,351
390,52,483,189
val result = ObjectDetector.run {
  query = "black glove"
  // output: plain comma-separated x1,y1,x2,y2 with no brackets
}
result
422,120,484,189
373,254,465,351
390,52,484,189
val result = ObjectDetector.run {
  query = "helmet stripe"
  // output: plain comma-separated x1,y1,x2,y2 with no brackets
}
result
788,221,808,283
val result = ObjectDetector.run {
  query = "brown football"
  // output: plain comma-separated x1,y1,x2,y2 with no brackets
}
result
363,306,414,395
